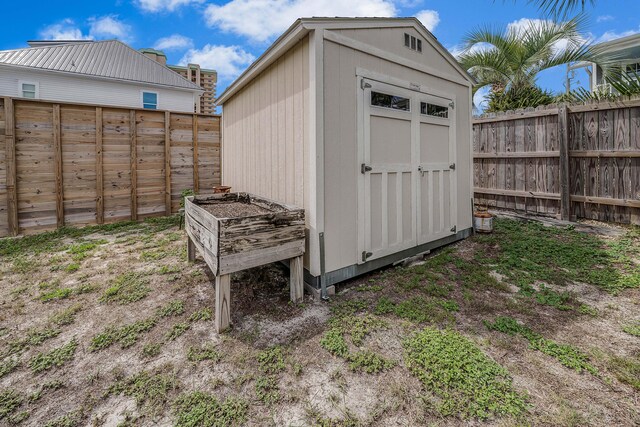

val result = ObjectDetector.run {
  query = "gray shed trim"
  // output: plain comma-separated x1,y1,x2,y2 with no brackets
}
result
0,40,203,91
216,17,474,105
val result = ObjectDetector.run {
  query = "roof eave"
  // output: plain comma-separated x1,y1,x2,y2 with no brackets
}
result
216,20,309,105
216,17,474,105
0,62,205,92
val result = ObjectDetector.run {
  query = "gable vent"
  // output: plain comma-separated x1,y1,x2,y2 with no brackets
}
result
404,33,422,53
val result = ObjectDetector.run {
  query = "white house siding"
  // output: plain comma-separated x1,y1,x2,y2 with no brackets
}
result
322,31,472,274
222,36,309,213
0,66,197,113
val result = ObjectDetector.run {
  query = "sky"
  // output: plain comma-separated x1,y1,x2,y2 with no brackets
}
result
2,0,640,109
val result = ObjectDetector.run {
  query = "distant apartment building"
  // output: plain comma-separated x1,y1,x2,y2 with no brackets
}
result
140,48,218,115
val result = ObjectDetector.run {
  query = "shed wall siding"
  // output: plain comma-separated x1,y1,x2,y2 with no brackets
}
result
322,37,473,273
0,67,197,113
222,36,309,212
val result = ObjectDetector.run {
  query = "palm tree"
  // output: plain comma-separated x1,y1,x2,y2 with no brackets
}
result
528,0,594,18
459,15,596,110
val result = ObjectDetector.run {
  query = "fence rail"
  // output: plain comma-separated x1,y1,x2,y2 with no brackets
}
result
473,99,640,224
0,97,221,237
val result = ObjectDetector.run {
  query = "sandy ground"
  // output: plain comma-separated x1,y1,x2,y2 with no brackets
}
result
0,218,638,426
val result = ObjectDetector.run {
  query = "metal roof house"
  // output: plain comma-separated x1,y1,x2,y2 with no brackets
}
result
217,17,475,296
0,40,204,112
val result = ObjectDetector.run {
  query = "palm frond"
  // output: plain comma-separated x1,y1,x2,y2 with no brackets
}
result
527,0,595,18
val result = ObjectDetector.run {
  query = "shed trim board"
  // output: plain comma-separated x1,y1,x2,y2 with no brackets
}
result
219,18,473,289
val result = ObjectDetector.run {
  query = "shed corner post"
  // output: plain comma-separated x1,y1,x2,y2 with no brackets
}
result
558,104,571,221
290,255,304,303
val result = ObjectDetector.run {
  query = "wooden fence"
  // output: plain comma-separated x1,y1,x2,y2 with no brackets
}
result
0,97,221,237
473,99,640,224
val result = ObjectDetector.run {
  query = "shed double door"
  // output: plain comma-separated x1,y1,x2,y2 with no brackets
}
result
359,78,456,263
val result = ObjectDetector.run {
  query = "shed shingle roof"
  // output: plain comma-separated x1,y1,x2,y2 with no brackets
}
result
0,40,202,91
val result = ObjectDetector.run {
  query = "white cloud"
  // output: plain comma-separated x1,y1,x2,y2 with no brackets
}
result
135,0,204,13
448,42,492,59
40,19,90,40
506,18,587,54
204,0,397,43
40,16,133,42
596,15,614,23
596,29,639,43
180,45,255,82
154,34,194,51
89,15,132,42
415,9,439,32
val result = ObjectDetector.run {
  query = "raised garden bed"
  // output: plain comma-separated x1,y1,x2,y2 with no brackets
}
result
184,193,305,332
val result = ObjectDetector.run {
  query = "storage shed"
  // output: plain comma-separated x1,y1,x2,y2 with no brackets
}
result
217,17,475,296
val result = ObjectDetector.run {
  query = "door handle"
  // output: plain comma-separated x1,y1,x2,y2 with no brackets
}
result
418,165,425,176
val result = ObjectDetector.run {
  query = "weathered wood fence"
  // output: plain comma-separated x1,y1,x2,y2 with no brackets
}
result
473,99,640,224
0,97,221,237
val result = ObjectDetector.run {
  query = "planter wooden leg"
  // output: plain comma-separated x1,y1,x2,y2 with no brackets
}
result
215,274,231,333
290,255,304,303
187,236,195,262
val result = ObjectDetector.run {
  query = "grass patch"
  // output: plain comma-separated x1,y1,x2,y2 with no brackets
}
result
255,375,280,404
29,339,78,373
142,343,162,358
49,304,83,326
622,322,640,337
173,392,248,427
485,316,598,375
0,389,23,419
607,355,640,390
0,358,19,379
100,272,151,305
475,219,640,294
156,300,185,317
66,239,108,261
404,327,527,419
187,344,220,363
257,346,285,374
347,350,396,373
375,296,456,324
43,410,82,427
110,369,177,416
165,322,190,341
189,308,213,322
319,328,349,358
0,216,180,258
90,318,157,351
39,288,73,303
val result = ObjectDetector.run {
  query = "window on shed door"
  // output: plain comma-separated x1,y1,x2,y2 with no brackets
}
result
142,91,158,109
21,82,37,99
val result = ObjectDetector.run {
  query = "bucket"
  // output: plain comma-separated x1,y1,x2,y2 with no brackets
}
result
213,185,232,194
473,211,494,233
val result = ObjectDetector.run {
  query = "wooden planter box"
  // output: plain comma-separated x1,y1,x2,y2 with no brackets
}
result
184,193,305,332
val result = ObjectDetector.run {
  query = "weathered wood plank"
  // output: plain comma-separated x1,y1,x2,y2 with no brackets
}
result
558,105,571,220
290,255,304,303
4,97,18,236
96,107,104,224
130,110,137,221
53,104,64,227
165,111,171,215
215,274,231,333
193,114,199,193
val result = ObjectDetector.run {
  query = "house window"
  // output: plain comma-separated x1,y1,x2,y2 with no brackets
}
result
421,102,449,118
20,81,38,99
371,91,410,111
142,91,158,109
404,33,423,53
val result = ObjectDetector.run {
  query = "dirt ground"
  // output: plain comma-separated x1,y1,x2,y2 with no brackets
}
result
0,216,638,426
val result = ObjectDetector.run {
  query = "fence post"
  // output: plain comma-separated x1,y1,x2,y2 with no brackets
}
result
165,111,172,215
95,107,104,224
558,104,571,221
193,114,199,193
130,110,137,221
53,104,64,228
4,97,18,236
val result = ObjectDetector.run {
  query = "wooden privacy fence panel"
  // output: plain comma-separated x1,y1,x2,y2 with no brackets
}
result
0,97,221,237
473,100,640,224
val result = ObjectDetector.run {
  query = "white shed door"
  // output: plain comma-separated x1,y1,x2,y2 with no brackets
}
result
358,78,456,264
